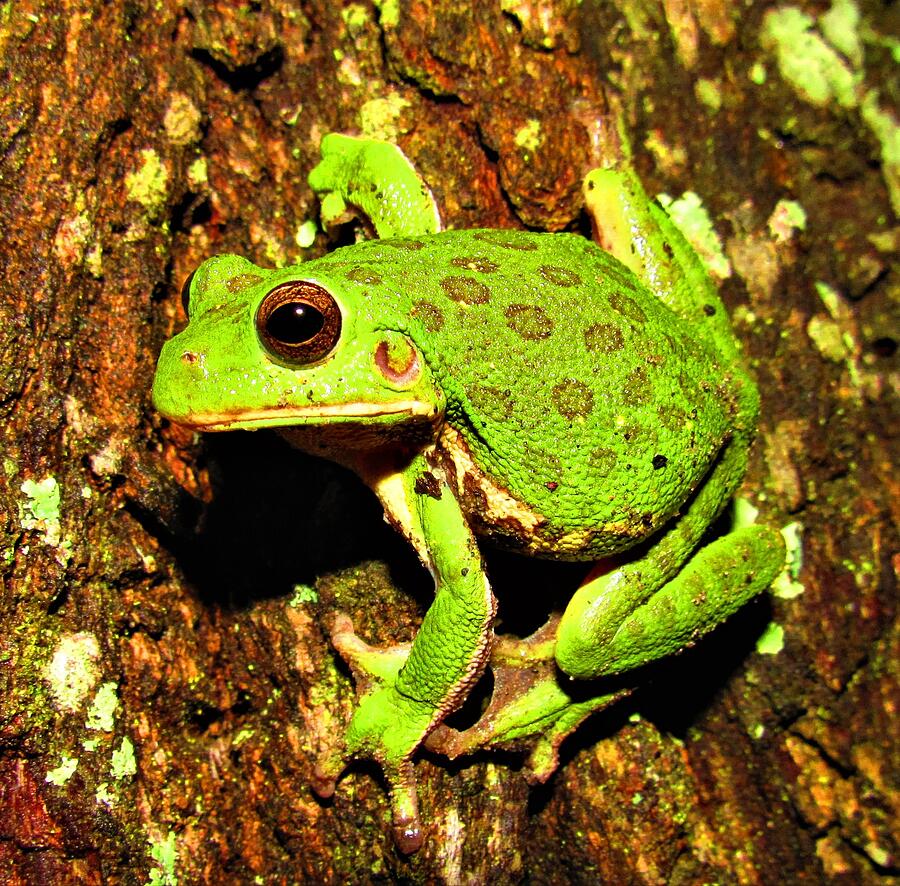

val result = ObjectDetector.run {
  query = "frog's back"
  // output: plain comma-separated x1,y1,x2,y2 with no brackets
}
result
312,229,739,559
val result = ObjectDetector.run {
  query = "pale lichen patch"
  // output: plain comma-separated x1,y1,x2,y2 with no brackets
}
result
514,119,542,155
86,681,119,732
111,736,137,780
148,830,179,886
163,93,202,146
46,754,78,786
45,632,101,712
772,522,805,599
125,148,169,215
760,1,900,213
20,476,68,556
767,199,807,243
756,622,785,655
359,94,411,142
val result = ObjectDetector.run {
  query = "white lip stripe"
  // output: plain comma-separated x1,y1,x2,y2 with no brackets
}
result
183,400,437,428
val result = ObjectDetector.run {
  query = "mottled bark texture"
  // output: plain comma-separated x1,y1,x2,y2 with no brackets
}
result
0,1,896,883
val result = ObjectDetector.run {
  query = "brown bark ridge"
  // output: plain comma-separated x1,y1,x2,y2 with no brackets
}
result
1,1,896,883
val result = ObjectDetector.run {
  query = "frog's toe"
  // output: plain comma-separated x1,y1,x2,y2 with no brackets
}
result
388,761,425,854
310,761,339,799
330,613,412,687
394,818,424,854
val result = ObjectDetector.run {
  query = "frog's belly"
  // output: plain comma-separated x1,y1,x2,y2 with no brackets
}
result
436,425,648,561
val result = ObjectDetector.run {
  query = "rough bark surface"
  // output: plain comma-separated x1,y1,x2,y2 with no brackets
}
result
1,1,896,883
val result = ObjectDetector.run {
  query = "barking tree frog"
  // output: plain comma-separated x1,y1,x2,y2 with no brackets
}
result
152,134,785,852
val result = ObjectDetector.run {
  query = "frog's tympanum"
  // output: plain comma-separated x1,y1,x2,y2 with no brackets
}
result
153,134,785,852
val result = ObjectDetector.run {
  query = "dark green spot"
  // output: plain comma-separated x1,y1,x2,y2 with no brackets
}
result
466,383,514,423
657,403,687,431
678,370,696,401
622,366,651,406
602,263,639,290
505,303,554,340
472,230,539,251
539,265,581,286
703,304,716,316
584,322,624,354
440,276,491,305
225,273,264,293
551,379,594,419
208,300,248,324
619,422,642,442
609,290,647,325
588,447,616,474
383,238,425,250
345,267,383,285
451,256,500,273
652,454,668,469
522,442,563,480
411,300,445,332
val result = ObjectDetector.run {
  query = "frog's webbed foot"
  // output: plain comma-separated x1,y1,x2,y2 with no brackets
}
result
426,618,630,782
311,614,431,851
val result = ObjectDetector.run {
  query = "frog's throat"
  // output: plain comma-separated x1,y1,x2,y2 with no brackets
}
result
177,400,438,431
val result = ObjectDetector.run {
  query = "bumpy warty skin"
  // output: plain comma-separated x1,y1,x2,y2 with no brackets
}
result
296,228,737,559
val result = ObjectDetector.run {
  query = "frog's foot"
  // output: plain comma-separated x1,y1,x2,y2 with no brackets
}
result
308,133,441,239
312,614,435,853
313,732,425,853
426,618,630,782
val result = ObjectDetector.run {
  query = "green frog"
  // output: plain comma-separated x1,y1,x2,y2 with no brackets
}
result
152,134,785,852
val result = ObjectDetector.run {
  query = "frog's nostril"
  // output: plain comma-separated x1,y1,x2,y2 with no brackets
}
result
181,351,199,364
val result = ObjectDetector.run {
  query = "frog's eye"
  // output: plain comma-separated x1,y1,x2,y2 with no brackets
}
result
256,281,342,364
180,269,197,318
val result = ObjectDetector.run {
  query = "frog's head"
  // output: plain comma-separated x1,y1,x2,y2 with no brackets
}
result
152,254,444,448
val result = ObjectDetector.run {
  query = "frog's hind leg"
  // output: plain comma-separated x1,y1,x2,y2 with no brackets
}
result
556,438,785,680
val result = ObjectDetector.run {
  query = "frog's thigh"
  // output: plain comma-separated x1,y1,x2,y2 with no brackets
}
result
556,524,785,680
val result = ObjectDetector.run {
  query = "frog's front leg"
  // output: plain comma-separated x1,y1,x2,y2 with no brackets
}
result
307,133,442,239
556,438,786,680
313,452,495,853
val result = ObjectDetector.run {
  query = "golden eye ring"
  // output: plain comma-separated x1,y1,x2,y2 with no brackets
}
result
255,282,342,364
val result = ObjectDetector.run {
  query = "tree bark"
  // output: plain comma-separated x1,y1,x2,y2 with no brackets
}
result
1,1,896,883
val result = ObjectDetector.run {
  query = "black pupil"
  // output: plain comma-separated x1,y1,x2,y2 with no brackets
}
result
266,301,325,344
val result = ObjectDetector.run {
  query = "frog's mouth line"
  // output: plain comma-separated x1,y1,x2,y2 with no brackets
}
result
178,400,439,431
